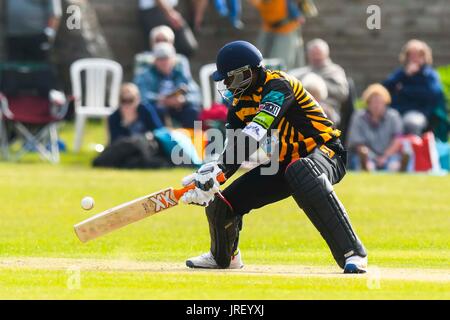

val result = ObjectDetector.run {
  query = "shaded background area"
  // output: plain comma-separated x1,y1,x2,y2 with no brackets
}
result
1,0,449,94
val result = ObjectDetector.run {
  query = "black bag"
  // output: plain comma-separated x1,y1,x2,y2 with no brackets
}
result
93,134,172,169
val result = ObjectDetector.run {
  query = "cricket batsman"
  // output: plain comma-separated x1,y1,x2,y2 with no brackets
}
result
181,41,368,273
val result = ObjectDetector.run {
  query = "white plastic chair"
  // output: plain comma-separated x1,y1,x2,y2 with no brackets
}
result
199,63,222,110
0,95,9,160
70,58,123,152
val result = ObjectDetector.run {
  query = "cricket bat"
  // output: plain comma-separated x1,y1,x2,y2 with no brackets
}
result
74,172,226,243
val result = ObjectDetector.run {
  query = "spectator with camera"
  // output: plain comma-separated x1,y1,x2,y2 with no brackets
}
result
134,25,191,78
134,42,201,129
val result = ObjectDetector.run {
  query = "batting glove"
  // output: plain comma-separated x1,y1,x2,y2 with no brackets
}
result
180,162,224,206
195,162,223,192
182,162,223,192
181,187,216,207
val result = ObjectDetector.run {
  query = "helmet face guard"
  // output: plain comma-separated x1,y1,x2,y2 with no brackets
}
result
217,65,255,103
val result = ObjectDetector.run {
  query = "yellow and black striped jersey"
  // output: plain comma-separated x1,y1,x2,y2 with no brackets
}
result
226,69,341,166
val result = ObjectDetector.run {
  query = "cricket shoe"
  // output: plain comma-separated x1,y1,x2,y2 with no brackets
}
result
186,250,244,269
343,255,368,274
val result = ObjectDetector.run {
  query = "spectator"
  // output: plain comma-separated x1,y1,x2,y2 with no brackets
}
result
95,82,202,169
214,0,244,29
347,84,408,172
301,73,339,125
134,42,201,129
383,39,445,124
108,83,163,144
138,0,198,57
294,39,349,125
249,0,306,70
150,25,176,47
93,83,171,169
134,25,191,78
4,0,62,62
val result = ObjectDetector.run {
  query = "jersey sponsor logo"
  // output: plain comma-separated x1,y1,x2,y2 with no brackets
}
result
253,111,275,130
242,122,267,142
148,189,177,212
261,90,285,106
259,102,281,117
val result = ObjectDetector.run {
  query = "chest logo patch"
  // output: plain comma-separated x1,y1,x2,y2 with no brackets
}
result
259,102,281,117
262,90,285,106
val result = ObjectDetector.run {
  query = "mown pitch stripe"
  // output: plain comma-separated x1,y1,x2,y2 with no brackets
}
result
0,257,449,283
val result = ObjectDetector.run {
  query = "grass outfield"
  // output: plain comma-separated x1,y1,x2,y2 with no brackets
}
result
0,164,449,299
0,121,449,299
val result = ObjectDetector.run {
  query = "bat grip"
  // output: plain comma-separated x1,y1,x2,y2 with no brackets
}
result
173,172,226,201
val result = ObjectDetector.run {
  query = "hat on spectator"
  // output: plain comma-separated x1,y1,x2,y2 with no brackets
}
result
150,25,175,46
153,42,176,59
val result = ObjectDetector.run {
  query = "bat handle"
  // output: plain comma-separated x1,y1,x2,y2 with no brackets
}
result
173,172,227,201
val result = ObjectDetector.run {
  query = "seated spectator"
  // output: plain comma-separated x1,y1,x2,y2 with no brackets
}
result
138,0,198,58
301,72,339,125
383,40,445,125
293,39,349,125
134,42,201,129
134,25,191,78
93,83,171,169
107,83,163,144
347,84,408,172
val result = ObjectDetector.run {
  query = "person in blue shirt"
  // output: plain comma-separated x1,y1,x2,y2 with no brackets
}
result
383,39,445,123
108,83,163,144
134,42,201,129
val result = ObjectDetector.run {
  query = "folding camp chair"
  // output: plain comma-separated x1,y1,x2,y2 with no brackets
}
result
0,62,68,163
0,90,68,163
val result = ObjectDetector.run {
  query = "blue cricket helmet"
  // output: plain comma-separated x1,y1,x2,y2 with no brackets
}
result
212,41,263,82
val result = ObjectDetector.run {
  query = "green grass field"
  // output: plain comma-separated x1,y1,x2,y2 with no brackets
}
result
0,121,449,299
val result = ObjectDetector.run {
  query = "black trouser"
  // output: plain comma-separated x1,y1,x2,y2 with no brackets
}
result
6,34,50,62
139,7,198,57
208,139,366,268
222,141,346,216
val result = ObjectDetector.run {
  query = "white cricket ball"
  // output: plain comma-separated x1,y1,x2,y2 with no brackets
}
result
81,196,95,210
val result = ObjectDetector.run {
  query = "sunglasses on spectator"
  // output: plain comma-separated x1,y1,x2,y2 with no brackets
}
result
154,37,170,43
120,97,136,105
